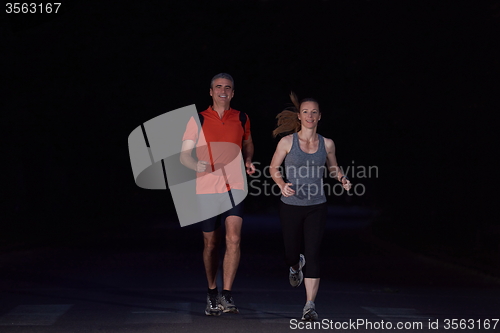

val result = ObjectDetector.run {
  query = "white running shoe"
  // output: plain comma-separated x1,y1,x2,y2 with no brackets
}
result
289,254,305,287
301,300,318,321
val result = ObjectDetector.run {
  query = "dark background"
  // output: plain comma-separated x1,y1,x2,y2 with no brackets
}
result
1,1,499,274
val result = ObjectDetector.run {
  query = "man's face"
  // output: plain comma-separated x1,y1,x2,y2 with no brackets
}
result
210,78,234,104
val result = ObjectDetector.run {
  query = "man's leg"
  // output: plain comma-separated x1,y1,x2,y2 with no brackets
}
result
202,218,223,316
218,215,242,313
223,215,242,291
203,228,221,289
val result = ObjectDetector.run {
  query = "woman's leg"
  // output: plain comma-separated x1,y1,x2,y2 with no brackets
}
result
279,201,304,268
302,203,327,301
304,278,321,302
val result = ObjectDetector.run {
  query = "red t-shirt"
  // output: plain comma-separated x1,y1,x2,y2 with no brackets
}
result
182,106,251,194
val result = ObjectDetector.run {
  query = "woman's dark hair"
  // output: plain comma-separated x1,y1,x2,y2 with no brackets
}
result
272,92,319,137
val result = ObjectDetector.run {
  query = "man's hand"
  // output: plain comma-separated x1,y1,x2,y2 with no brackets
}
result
245,161,256,175
196,160,209,172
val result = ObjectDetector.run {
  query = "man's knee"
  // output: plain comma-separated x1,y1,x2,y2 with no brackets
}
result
203,232,219,251
225,233,241,247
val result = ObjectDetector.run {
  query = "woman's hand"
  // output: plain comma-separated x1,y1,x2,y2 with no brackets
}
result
342,178,352,191
281,183,296,197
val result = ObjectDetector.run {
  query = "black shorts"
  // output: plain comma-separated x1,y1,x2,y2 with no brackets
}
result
198,190,245,232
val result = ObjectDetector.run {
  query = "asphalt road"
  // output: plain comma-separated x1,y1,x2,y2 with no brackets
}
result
1,207,499,333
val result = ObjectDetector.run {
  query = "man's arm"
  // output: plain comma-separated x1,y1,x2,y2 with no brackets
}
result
242,134,255,175
180,140,208,172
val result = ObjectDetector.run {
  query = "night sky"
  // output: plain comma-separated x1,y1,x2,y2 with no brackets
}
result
2,0,499,272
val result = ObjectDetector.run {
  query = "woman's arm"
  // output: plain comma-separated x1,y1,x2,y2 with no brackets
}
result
270,135,295,197
324,138,352,191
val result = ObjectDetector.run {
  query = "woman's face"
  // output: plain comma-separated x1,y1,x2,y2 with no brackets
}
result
298,101,321,129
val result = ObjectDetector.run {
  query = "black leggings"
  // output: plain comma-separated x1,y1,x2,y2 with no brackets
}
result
279,201,327,278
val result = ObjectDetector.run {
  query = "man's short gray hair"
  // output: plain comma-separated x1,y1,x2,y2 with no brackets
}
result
210,73,234,89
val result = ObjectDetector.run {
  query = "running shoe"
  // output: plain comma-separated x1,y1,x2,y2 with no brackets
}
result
289,254,306,287
205,293,222,316
219,291,239,313
301,300,318,321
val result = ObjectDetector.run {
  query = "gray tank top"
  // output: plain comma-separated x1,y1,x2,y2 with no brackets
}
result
281,132,327,206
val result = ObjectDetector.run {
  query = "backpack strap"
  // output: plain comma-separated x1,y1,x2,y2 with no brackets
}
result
239,111,247,132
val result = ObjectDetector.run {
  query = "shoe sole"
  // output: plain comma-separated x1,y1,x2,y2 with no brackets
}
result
290,271,303,287
301,310,318,321
221,306,239,314
205,309,222,316
290,255,306,287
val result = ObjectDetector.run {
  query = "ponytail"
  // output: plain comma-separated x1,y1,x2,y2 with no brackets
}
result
272,92,301,137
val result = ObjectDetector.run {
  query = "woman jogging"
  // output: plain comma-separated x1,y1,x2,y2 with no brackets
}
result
270,93,351,321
